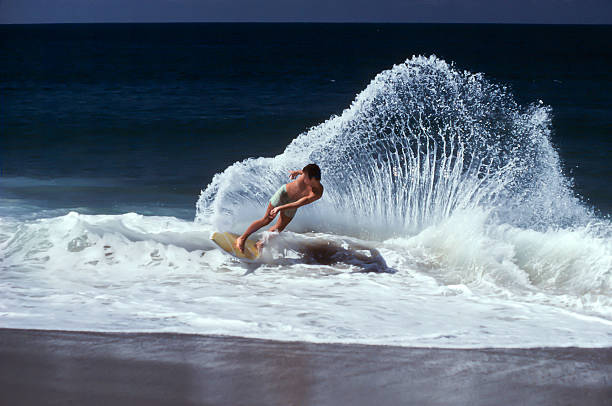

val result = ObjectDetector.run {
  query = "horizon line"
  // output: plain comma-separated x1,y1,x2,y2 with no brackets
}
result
1,21,611,26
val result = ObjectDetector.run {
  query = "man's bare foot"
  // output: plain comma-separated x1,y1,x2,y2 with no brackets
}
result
235,236,246,253
255,240,265,253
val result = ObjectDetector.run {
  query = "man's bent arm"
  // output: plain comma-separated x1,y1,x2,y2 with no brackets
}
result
277,193,320,211
289,170,303,179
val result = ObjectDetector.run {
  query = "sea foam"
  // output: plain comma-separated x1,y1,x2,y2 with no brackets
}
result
1,56,611,348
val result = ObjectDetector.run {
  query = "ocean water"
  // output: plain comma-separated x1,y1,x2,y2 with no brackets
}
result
1,23,611,348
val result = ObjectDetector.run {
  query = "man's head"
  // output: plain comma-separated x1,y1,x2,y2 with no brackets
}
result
302,163,321,182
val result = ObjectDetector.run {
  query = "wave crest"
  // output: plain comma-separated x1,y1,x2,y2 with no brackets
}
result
196,55,588,239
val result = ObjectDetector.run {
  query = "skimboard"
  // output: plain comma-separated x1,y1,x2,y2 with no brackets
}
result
210,231,260,261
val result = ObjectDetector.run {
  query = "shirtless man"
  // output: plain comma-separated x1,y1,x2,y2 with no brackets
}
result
235,163,323,253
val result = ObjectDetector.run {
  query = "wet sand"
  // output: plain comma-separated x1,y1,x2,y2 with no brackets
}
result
1,328,611,405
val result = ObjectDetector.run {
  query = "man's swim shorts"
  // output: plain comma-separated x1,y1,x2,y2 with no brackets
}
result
269,184,297,219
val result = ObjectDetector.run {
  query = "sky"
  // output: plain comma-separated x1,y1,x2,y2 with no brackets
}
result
0,0,611,24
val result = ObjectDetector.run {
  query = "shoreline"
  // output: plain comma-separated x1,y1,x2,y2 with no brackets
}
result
1,328,611,405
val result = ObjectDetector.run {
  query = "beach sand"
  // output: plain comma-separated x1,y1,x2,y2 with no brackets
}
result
1,328,610,405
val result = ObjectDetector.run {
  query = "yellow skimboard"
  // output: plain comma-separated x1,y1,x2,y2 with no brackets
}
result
210,231,260,261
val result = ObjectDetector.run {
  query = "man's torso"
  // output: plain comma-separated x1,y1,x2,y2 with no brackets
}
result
285,179,321,202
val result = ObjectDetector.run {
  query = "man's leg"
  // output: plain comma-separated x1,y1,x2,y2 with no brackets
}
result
269,212,293,233
255,212,294,252
236,204,275,252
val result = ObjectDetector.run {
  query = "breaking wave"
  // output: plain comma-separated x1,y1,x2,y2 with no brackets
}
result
196,55,591,238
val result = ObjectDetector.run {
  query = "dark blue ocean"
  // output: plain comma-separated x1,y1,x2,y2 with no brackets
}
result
1,24,612,347
1,23,610,219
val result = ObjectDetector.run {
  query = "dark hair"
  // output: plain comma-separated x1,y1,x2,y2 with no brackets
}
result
302,163,321,180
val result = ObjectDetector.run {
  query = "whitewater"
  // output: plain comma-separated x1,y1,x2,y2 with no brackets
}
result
1,56,611,348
